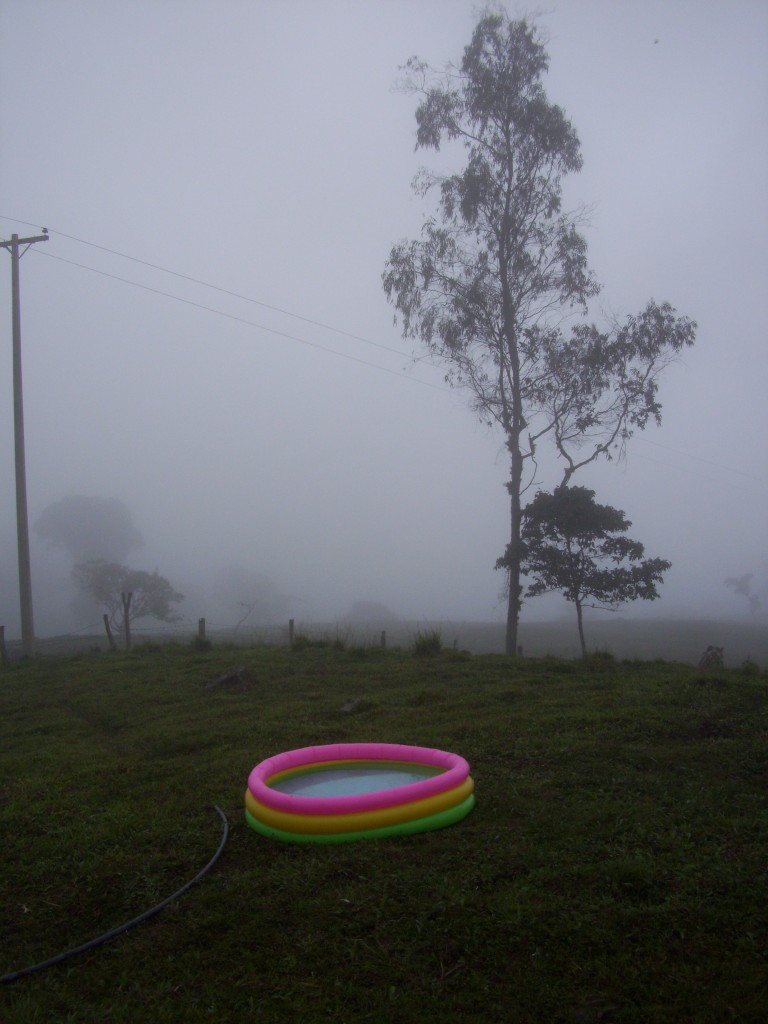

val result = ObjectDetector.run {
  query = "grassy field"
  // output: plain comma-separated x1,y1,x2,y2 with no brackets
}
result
1,642,766,1022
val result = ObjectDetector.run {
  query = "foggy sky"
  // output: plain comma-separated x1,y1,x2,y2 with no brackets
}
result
1,0,767,637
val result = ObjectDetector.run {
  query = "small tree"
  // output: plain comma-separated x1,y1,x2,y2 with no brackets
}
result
213,565,292,634
519,486,670,656
74,560,183,650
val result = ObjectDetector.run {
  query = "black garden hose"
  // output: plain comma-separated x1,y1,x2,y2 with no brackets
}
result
1,805,229,985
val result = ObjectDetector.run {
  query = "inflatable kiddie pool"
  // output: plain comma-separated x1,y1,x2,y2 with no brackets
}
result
245,742,474,843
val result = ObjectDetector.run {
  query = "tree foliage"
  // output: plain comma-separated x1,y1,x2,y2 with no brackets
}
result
35,495,143,564
383,12,695,653
73,560,183,630
519,486,671,655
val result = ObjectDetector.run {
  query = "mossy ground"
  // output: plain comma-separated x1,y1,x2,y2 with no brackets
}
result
1,644,766,1022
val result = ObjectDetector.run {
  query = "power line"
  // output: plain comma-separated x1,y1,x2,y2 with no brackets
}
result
0,214,409,359
34,250,452,393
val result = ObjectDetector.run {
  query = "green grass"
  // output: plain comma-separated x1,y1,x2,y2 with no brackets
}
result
1,644,766,1022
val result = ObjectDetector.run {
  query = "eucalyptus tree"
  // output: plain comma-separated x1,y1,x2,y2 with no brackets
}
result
383,12,695,654
521,486,671,657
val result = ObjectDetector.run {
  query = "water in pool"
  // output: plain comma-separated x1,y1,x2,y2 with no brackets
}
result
269,762,442,798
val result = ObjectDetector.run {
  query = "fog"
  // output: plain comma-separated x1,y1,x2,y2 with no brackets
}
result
1,0,767,641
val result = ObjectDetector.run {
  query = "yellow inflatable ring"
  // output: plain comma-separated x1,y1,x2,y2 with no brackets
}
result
244,775,474,835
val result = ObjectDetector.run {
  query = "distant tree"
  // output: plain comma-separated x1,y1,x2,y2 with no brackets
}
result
73,560,183,650
724,573,761,617
383,11,696,655
35,496,142,564
520,486,671,656
213,565,292,633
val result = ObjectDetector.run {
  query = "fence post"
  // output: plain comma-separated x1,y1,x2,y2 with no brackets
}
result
289,618,294,646
198,617,206,641
0,625,7,666
103,614,117,652
121,592,133,650
380,630,386,649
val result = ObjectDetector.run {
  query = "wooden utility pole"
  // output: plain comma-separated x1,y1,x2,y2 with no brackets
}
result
1,230,49,657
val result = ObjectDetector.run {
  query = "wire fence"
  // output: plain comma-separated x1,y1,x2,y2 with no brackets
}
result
0,616,467,661
2,617,766,666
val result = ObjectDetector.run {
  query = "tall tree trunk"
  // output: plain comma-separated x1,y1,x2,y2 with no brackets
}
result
505,575,519,655
505,445,524,656
575,597,587,657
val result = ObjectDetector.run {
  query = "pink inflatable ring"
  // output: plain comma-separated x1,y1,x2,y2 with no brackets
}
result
245,742,475,844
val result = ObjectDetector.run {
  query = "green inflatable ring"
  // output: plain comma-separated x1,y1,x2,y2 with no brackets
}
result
245,793,475,844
